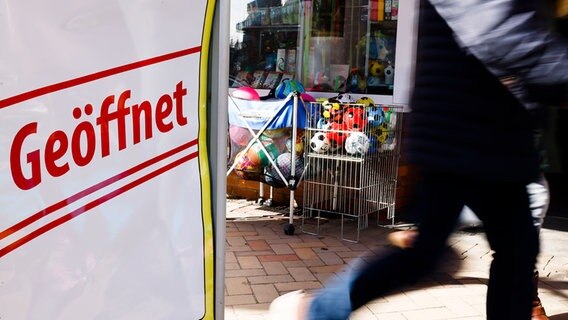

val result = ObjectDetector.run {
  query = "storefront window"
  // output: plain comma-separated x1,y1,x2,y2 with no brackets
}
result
230,0,401,97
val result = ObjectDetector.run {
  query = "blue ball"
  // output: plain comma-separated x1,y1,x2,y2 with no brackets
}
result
275,79,305,99
366,107,385,127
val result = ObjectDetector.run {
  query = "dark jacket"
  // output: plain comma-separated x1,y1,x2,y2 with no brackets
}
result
405,0,543,182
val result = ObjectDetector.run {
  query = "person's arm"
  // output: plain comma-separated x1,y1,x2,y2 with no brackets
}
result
429,0,568,104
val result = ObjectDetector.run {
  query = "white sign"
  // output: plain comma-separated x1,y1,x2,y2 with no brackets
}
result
0,1,216,319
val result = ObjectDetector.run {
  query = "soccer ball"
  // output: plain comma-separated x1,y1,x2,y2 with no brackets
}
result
367,106,385,127
372,123,390,143
316,117,331,130
343,106,368,131
369,60,385,77
309,132,331,154
335,93,354,104
345,132,370,155
356,96,375,107
326,122,348,151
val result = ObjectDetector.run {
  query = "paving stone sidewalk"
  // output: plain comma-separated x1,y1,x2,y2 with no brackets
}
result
224,198,568,320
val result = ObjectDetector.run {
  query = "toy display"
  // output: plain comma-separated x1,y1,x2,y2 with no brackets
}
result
306,101,400,157
302,101,404,242
228,83,310,194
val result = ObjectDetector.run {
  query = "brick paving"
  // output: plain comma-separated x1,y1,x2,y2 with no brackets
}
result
224,198,568,320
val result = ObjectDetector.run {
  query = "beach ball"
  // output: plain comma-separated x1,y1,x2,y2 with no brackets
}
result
248,141,280,167
277,153,305,180
275,79,305,99
262,128,290,139
229,125,252,146
300,93,316,103
234,150,263,180
231,86,260,100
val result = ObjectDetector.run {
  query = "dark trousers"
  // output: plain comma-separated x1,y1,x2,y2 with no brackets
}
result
350,171,539,319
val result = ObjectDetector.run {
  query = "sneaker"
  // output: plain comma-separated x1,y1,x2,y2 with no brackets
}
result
269,290,310,320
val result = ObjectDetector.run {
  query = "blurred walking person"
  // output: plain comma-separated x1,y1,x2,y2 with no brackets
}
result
269,0,568,319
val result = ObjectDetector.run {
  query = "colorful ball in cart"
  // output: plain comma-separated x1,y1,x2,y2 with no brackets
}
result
286,134,305,155
316,117,331,130
249,141,280,167
372,123,390,143
262,128,290,139
275,79,305,99
343,106,368,131
367,135,379,154
229,125,252,146
326,122,348,151
367,107,385,127
345,132,370,155
335,93,355,104
329,103,345,123
234,150,263,180
231,86,260,100
264,166,286,187
276,153,305,181
356,96,375,107
321,99,341,121
300,92,316,102
309,132,331,154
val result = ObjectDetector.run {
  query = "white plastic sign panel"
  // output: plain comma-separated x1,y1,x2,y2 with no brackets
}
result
0,1,216,319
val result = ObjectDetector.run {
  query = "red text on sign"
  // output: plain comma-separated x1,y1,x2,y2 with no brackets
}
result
10,81,189,190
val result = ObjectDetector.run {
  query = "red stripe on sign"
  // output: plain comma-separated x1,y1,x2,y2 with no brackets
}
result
0,139,198,241
0,150,199,259
0,46,201,109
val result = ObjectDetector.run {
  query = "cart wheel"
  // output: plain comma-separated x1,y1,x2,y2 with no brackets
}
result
283,223,295,235
263,198,273,207
257,197,265,205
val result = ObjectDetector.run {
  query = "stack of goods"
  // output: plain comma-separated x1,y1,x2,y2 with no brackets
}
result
229,79,311,187
228,126,306,188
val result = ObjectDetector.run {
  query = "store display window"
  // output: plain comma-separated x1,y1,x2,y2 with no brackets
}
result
230,0,415,104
